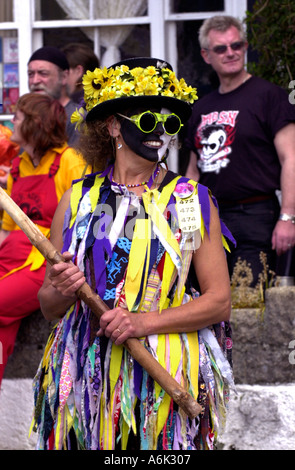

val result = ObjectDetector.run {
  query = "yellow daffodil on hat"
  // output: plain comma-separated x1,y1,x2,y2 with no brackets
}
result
71,57,198,129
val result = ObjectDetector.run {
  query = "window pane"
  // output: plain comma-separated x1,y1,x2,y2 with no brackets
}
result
177,19,219,174
43,27,93,49
93,1,147,20
0,1,13,22
176,20,219,99
119,24,150,61
42,23,150,66
0,31,19,116
172,0,224,13
36,0,74,21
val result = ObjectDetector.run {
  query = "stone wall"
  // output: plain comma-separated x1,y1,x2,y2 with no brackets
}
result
3,310,53,379
0,310,52,450
219,286,295,450
231,286,295,385
0,287,295,450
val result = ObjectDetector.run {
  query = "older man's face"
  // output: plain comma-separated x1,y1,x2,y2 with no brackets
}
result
201,26,247,79
27,60,67,100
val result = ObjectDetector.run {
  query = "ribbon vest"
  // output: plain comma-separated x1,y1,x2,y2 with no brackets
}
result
32,169,234,450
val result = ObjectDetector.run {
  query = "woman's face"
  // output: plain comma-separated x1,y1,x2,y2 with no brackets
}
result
119,107,174,162
11,109,25,146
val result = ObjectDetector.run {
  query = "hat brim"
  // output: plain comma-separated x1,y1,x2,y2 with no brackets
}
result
86,95,192,123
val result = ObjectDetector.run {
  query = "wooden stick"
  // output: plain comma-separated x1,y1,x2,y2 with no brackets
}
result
0,186,202,419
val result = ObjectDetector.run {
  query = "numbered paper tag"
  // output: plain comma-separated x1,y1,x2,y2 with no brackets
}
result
176,194,201,233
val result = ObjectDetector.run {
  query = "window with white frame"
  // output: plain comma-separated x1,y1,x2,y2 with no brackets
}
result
0,0,247,173
34,0,149,68
0,1,18,118
35,0,150,66
0,0,247,115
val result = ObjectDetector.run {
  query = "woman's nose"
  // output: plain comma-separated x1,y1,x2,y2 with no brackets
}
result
154,121,165,135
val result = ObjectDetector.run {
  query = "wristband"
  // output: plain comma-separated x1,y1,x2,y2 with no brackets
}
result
279,213,295,224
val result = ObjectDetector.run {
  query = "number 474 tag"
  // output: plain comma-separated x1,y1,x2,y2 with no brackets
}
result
176,194,201,233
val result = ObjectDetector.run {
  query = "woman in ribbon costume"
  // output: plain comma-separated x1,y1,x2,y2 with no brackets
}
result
33,58,235,450
0,93,88,385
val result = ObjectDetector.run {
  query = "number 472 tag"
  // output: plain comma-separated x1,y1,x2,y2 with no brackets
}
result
176,194,201,233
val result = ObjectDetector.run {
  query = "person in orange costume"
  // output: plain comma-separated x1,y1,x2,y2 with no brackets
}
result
0,93,88,385
0,124,19,180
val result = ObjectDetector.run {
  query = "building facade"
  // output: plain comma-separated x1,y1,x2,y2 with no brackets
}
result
0,0,247,169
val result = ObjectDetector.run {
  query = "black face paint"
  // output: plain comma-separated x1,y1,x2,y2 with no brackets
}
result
119,108,172,162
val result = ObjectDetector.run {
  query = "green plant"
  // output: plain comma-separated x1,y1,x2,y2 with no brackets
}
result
245,0,295,90
231,252,276,310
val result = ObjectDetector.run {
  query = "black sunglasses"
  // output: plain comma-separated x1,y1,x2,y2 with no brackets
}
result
205,41,245,55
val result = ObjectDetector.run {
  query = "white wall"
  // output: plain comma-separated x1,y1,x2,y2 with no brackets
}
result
0,379,37,450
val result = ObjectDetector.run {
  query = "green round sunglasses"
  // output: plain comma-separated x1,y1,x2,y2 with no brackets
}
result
117,110,183,135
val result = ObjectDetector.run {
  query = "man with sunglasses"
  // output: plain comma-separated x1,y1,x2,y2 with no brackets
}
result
185,15,295,285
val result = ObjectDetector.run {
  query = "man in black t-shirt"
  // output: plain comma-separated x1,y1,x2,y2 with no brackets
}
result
185,15,295,284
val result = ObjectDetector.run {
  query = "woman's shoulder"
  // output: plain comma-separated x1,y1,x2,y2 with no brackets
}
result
58,145,90,177
58,144,83,161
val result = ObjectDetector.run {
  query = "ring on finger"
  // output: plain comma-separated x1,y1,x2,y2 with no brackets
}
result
116,327,122,335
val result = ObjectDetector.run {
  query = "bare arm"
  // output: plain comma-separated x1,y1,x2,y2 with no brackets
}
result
272,123,295,254
98,197,231,345
37,188,85,321
39,191,231,340
185,150,200,181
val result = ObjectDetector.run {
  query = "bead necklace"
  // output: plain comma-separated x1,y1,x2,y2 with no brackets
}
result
111,165,160,188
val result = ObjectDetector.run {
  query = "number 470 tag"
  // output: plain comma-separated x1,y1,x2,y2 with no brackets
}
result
176,194,201,233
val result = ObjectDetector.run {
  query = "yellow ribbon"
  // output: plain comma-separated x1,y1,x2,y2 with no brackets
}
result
125,218,151,311
109,344,123,396
69,179,84,228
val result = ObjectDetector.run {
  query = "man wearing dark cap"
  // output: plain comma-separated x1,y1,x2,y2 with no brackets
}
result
27,46,78,145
